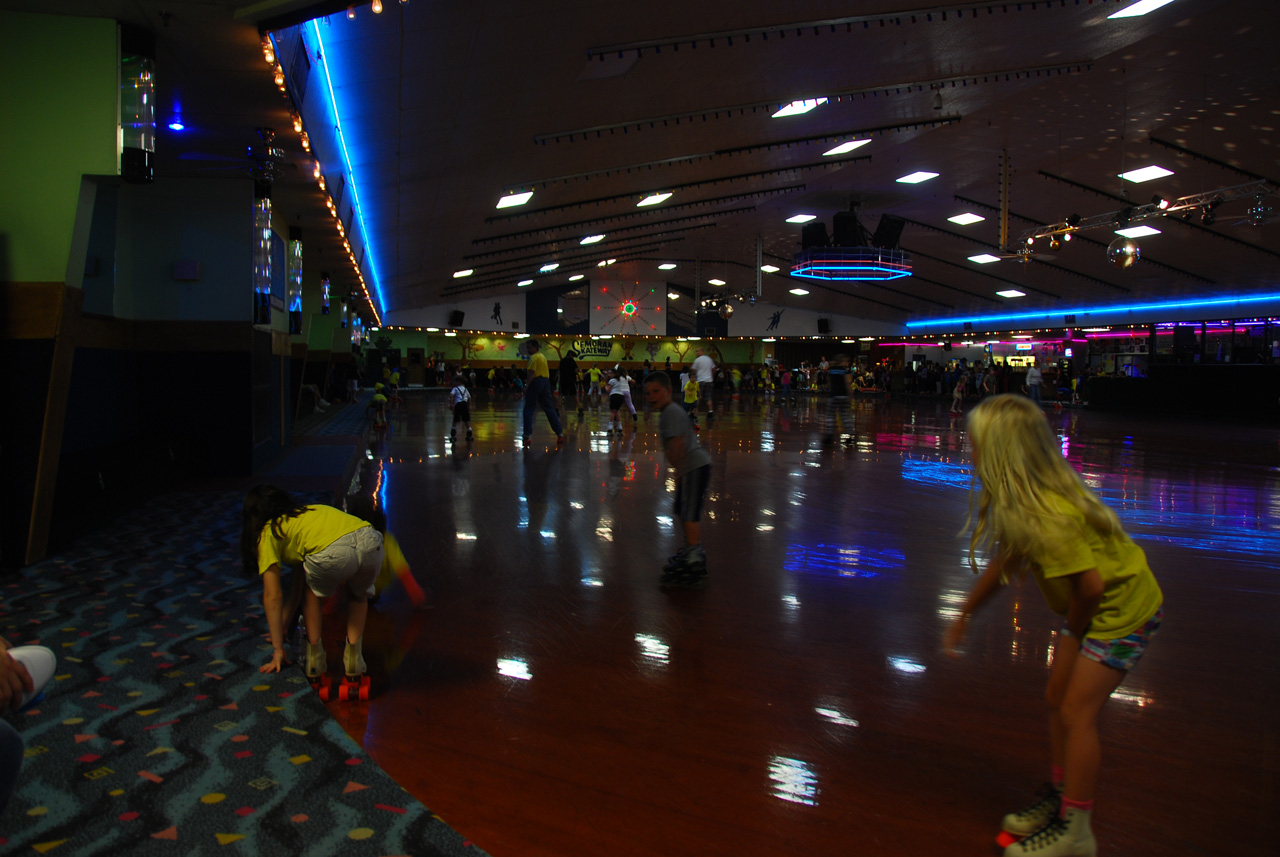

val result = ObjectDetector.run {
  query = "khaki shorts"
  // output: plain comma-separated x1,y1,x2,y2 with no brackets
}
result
303,526,384,599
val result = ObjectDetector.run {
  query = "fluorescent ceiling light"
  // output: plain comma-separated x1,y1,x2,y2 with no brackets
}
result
518,279,533,286
1115,225,1162,238
637,192,673,207
968,254,1002,264
452,269,474,278
772,97,828,118
948,213,985,226
426,327,440,332
539,263,559,272
897,171,940,184
708,278,726,286
1082,327,1112,332
556,308,563,313
858,337,875,341
658,263,677,270
1108,0,1178,18
168,121,185,131
789,288,810,296
597,258,618,267
496,191,533,209
1118,165,1174,183
997,289,1026,298
1012,335,1033,339
786,214,817,223
762,337,776,342
580,234,605,245
760,264,781,273
686,336,701,341
668,292,679,300
822,139,871,156
444,332,457,337
569,274,585,281
841,339,855,343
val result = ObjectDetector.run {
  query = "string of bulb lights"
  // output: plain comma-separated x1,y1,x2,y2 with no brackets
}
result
346,0,408,18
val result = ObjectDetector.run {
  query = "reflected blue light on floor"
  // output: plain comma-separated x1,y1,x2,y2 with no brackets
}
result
784,543,901,577
902,458,973,490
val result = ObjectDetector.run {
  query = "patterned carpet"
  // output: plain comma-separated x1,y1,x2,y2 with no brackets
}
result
0,491,486,856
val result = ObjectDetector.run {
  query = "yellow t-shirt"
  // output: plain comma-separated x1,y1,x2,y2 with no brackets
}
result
1029,494,1163,640
588,367,602,384
256,506,368,574
528,351,550,379
683,379,699,404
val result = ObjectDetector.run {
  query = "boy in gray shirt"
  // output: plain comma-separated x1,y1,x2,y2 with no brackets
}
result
644,371,713,587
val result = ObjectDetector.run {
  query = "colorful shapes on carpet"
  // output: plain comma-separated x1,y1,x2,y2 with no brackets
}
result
348,828,375,841
201,793,226,804
138,770,164,783
215,833,246,845
290,755,312,765
31,840,67,854
151,827,178,841
343,781,369,794
291,814,308,823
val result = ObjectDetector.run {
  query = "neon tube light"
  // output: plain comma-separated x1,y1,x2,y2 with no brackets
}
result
905,293,1280,330
310,21,385,321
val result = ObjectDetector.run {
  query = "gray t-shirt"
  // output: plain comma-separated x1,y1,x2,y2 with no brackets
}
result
658,402,712,476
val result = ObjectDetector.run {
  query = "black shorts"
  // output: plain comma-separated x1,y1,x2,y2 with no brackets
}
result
609,393,625,411
674,464,711,523
453,402,471,423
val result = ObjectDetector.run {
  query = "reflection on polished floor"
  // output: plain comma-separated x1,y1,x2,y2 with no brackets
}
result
319,390,1278,857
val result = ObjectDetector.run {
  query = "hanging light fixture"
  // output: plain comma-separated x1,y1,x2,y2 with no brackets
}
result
372,0,384,12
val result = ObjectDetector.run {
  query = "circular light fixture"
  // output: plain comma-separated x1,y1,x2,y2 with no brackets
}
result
718,303,735,319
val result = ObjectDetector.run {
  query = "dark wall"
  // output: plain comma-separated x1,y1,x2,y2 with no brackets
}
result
1,339,55,569
1089,364,1280,420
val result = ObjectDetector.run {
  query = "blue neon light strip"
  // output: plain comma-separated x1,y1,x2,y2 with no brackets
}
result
906,293,1280,329
310,20,386,320
791,264,912,281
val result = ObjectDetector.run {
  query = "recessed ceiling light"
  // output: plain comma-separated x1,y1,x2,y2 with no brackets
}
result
1118,165,1174,183
556,308,564,313
789,288,810,296
948,213,985,226
786,214,817,223
772,98,828,118
1115,225,1162,238
658,263,677,270
580,234,605,245
968,254,1002,264
539,263,559,272
996,289,1026,298
637,192,673,207
897,171,940,184
822,139,871,156
668,292,679,300
496,191,533,209
518,279,533,286
1108,0,1178,18
708,278,726,286
452,269,474,278
569,274,585,281
760,264,780,273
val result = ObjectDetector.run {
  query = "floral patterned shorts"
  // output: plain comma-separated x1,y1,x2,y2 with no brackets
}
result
1080,607,1163,671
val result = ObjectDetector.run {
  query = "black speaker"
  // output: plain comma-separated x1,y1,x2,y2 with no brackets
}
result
832,211,870,247
871,215,906,249
1064,314,1077,324
817,318,831,334
943,342,952,351
801,222,830,249
448,310,465,327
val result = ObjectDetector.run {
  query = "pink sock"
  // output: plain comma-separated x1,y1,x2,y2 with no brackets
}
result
1051,766,1065,789
1061,797,1094,817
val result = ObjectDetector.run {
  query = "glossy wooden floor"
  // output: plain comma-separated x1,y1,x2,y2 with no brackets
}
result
320,390,1278,857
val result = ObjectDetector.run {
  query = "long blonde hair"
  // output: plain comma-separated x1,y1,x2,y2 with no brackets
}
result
965,394,1120,576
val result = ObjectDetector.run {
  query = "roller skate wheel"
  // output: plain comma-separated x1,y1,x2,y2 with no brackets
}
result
338,682,350,701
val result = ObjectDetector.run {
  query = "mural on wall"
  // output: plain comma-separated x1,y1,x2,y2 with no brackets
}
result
381,293,528,333
588,280,667,336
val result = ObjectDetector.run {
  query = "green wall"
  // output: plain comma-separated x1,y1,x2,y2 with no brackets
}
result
368,331,765,367
0,12,118,283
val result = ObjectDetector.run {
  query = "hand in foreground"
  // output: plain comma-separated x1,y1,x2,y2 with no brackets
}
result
0,651,35,712
942,614,969,660
259,649,290,674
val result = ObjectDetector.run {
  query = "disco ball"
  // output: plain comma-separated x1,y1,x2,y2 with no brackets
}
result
1106,236,1141,269
718,302,735,319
